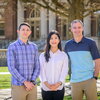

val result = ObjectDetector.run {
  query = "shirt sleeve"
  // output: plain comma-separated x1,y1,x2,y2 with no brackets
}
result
64,43,67,53
59,53,69,83
39,53,47,82
90,41,100,60
64,43,69,55
7,45,26,83
31,46,40,81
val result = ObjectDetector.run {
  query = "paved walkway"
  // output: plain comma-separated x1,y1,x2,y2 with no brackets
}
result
0,72,10,75
0,81,100,100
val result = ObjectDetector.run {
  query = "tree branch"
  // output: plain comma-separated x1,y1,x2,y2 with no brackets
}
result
67,0,72,7
83,11,92,17
51,0,69,13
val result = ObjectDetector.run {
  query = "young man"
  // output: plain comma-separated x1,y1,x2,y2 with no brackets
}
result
7,23,40,100
65,19,100,100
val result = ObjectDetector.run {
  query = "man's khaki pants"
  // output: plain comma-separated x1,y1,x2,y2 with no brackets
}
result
11,85,37,100
71,78,97,100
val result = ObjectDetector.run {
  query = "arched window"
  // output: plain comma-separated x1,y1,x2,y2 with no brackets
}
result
31,8,40,18
97,15,100,36
27,8,40,40
56,16,69,40
91,13,100,37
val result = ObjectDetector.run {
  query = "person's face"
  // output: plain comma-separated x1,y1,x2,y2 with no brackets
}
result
17,25,31,40
49,34,60,48
71,22,83,37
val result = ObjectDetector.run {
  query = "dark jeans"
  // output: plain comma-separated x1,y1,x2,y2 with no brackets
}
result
41,87,65,100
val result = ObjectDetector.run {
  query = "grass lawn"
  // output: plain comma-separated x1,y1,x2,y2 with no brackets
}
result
0,67,11,89
0,74,11,89
0,67,9,72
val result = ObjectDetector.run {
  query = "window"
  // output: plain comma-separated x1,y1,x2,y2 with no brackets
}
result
0,10,5,36
26,7,40,40
97,15,100,36
0,23,4,36
56,16,69,40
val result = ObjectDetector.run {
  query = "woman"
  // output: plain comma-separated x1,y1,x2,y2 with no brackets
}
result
39,30,69,100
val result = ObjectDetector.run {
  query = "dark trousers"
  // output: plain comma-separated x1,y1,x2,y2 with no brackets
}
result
41,87,65,100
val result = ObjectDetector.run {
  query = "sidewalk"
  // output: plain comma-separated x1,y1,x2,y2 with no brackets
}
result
0,81,100,100
0,72,10,75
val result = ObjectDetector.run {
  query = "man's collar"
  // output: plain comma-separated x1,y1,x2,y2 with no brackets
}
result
72,36,85,43
18,39,30,45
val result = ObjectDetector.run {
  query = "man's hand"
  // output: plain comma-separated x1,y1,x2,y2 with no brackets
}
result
94,59,100,77
24,81,35,91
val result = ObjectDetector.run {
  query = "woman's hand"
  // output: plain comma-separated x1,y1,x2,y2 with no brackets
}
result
50,82,62,91
44,81,52,89
44,81,62,91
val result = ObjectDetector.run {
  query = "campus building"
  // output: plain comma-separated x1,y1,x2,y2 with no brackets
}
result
0,0,100,49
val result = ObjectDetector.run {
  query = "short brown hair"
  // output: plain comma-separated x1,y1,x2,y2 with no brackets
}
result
18,22,31,30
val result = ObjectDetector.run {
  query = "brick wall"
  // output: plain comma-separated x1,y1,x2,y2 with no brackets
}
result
4,0,17,40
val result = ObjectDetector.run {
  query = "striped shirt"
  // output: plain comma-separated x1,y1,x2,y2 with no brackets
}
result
7,39,40,86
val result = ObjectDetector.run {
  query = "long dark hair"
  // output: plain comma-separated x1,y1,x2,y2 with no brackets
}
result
44,30,62,62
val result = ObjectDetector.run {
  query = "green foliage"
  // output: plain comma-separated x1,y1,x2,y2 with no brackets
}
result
20,0,100,21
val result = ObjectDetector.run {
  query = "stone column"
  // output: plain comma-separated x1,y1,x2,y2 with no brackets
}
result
40,8,47,39
17,0,24,29
49,11,56,32
83,15,91,36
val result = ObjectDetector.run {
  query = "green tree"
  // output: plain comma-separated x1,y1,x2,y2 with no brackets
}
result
20,0,100,21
